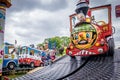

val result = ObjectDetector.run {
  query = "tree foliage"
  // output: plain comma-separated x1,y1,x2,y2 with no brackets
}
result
37,36,70,50
37,43,44,47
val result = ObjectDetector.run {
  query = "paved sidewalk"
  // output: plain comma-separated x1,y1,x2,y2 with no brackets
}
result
27,67,43,74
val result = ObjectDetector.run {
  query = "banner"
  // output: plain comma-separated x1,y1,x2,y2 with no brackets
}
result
0,6,6,76
116,5,120,17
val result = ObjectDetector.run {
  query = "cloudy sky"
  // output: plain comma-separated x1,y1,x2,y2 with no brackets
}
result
4,0,120,47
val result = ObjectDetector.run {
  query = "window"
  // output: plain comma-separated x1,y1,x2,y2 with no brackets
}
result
8,47,16,54
91,8,108,24
30,50,34,56
21,47,26,54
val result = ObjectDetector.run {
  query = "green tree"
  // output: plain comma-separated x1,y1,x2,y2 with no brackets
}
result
48,36,61,50
60,36,70,47
37,36,70,50
37,43,44,47
0,26,2,30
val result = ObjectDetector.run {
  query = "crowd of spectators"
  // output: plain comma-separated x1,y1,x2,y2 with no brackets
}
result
38,44,56,66
37,43,67,66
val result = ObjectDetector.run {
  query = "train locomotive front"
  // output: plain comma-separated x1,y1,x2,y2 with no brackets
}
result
66,21,109,56
66,1,114,57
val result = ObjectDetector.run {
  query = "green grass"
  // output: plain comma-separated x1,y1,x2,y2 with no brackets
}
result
8,73,26,79
3,71,27,79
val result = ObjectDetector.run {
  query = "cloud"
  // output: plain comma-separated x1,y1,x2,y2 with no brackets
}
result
5,8,71,45
4,0,120,47
8,0,68,13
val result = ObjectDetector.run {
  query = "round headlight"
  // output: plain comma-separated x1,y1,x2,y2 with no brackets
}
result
68,51,72,55
98,48,103,53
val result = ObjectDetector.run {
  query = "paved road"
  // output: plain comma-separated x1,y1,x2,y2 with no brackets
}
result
67,55,114,80
113,49,120,80
14,49,120,80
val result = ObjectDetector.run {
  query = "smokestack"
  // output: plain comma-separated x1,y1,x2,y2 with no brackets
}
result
75,0,89,16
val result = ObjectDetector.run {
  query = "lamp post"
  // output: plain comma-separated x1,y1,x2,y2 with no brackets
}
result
0,0,11,78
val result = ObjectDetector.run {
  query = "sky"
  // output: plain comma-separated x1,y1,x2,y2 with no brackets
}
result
4,0,120,47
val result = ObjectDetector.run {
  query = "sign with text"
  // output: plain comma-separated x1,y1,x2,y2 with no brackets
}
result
116,5,120,17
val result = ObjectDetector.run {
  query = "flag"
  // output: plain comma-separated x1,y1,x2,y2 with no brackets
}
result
15,40,17,45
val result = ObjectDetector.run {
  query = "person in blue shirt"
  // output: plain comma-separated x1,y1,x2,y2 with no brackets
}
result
41,51,47,62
